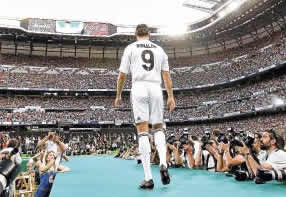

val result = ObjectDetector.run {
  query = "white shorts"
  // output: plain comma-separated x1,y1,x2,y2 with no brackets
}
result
131,82,163,125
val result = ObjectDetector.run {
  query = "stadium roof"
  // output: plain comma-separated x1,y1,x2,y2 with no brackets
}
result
0,0,285,50
0,0,209,27
183,0,229,14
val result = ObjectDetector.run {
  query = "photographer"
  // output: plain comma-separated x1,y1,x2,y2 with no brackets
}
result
37,132,67,153
0,135,9,150
34,150,61,197
25,152,43,186
217,130,265,180
191,136,201,161
0,138,22,197
166,135,184,168
193,130,224,172
167,142,184,168
182,141,195,169
211,129,221,142
240,129,286,183
195,139,222,172
168,132,196,168
222,142,245,172
37,132,69,173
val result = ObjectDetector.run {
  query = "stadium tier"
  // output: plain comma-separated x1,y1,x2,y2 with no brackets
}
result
1,1,286,196
0,33,285,90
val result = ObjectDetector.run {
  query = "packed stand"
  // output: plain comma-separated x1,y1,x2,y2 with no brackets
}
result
0,33,285,90
0,80,285,122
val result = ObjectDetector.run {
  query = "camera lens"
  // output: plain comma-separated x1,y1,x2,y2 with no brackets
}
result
0,174,7,195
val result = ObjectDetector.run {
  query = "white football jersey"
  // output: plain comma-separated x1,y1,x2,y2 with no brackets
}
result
119,39,169,84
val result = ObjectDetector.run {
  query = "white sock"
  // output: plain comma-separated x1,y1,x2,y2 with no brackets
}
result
138,133,153,181
154,129,167,168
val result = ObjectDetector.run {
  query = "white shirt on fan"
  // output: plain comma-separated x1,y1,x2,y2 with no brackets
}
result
119,39,169,85
265,149,286,170
45,140,58,153
202,150,215,171
193,141,201,159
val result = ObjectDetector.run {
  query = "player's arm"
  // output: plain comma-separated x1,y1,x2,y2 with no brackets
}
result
114,47,130,107
161,49,175,112
162,71,173,98
115,72,127,100
162,71,175,112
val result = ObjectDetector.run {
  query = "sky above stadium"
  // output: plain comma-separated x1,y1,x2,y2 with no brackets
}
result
0,0,208,27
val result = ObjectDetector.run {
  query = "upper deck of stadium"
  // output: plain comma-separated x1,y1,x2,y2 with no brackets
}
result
0,0,284,57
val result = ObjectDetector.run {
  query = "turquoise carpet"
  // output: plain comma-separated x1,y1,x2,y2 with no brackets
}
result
51,156,286,197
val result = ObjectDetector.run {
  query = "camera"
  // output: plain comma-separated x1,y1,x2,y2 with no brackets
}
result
234,170,252,181
201,131,212,150
217,133,229,144
166,134,176,145
48,132,55,140
230,131,254,148
201,130,210,143
221,129,254,149
0,147,22,196
255,168,286,184
242,131,255,148
227,129,243,147
179,131,189,146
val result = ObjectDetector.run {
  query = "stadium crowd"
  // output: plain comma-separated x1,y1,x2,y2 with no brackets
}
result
0,76,285,122
0,66,285,123
0,32,285,90
0,71,285,108
0,27,285,197
0,82,284,122
1,111,286,197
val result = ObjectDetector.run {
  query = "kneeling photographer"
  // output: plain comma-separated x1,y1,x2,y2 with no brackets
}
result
194,131,223,172
240,129,286,184
218,130,263,181
179,131,195,168
166,134,184,168
166,131,195,168
0,138,22,197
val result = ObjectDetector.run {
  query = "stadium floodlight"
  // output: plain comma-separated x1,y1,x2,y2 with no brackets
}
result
160,23,188,36
227,0,243,12
272,95,285,107
218,0,246,18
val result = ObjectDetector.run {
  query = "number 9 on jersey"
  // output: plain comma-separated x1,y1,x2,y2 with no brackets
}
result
141,50,154,71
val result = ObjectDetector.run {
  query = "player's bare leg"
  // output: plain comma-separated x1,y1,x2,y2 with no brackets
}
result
137,122,154,189
152,123,170,185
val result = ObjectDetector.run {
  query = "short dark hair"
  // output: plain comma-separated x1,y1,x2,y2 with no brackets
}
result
7,138,19,148
266,129,277,140
266,129,284,149
191,135,198,141
254,132,262,139
276,135,285,150
135,24,150,37
212,129,221,137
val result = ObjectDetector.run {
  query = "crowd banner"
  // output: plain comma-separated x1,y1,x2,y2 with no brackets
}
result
56,20,84,34
28,18,56,33
83,22,109,36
